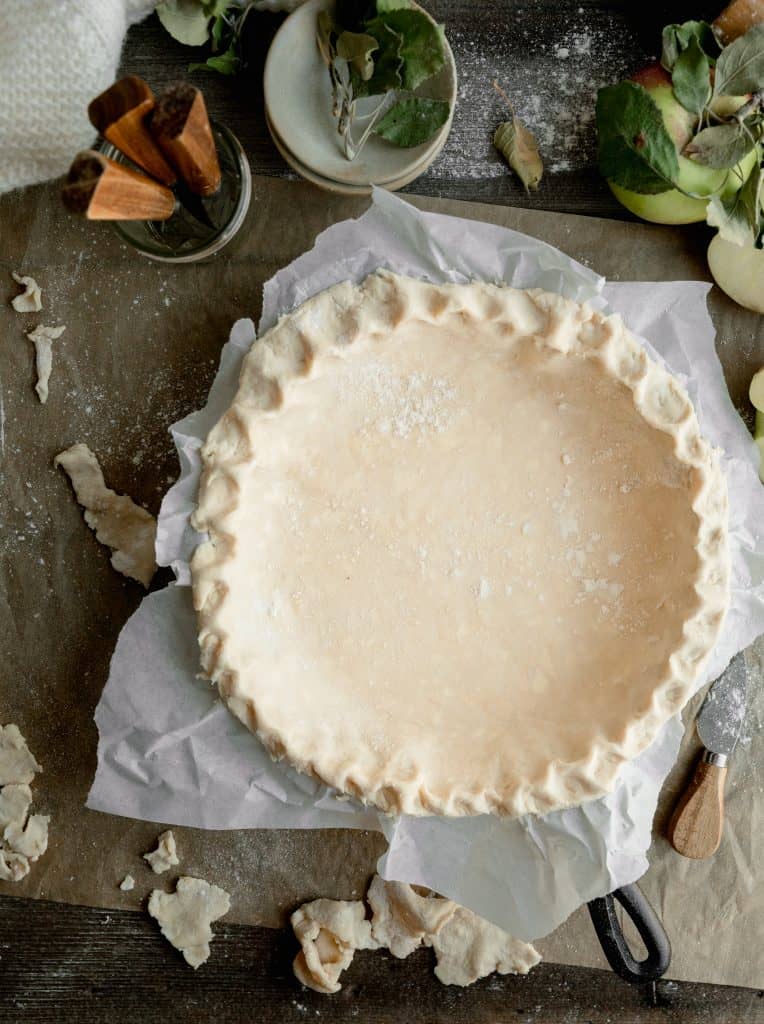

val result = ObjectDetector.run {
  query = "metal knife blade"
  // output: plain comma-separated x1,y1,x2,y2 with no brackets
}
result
696,652,749,763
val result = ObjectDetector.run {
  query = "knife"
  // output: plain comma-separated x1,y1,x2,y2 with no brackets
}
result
667,652,748,859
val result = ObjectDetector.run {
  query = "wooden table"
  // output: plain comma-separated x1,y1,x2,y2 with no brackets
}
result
2,3,763,1021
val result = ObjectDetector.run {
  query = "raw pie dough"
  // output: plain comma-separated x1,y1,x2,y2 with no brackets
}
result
55,443,157,588
193,271,730,817
27,324,65,403
11,272,42,313
148,876,230,969
144,829,179,874
0,725,48,883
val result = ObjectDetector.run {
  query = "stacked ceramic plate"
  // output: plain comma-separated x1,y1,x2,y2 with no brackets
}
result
263,0,457,195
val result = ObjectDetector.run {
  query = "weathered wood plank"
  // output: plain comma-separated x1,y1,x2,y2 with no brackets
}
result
1,896,763,1024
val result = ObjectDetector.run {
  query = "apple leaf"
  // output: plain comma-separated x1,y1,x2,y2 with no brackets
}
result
706,164,762,246
596,82,679,194
671,37,711,115
661,20,719,73
352,20,403,96
685,123,756,168
376,0,412,8
373,96,449,146
337,31,379,81
494,117,543,191
366,9,445,91
156,0,211,46
189,42,239,75
713,24,764,96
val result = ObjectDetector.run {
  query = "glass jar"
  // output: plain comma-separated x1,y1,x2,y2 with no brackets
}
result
99,121,252,263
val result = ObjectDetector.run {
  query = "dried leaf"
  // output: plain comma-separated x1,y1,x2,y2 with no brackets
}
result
336,31,378,81
494,117,543,192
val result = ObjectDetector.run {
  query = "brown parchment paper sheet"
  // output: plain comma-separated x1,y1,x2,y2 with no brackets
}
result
1,175,762,988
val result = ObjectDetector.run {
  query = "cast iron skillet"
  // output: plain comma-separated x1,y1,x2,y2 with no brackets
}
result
587,882,671,984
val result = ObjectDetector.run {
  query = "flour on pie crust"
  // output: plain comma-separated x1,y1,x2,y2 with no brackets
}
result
11,272,42,313
55,443,157,588
291,898,378,994
27,324,65,403
192,271,730,817
148,876,230,969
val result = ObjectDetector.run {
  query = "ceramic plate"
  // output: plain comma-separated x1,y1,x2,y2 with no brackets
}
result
264,0,457,189
265,110,449,194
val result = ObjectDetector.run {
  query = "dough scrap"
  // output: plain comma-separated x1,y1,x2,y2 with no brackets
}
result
368,875,455,959
54,443,157,588
11,272,42,312
4,813,49,862
291,899,378,994
144,829,179,874
425,905,541,987
0,849,29,882
0,725,42,785
26,324,65,403
0,784,32,831
148,876,230,969
120,874,135,892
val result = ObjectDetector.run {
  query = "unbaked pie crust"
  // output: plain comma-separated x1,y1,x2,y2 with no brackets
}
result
192,271,730,817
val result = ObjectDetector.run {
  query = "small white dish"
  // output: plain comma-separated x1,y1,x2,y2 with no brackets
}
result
264,0,456,190
265,110,449,195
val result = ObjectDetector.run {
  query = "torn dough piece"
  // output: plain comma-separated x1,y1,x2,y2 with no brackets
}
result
148,876,230,969
0,849,29,882
144,829,179,874
0,784,32,830
26,324,65,403
54,443,157,588
11,272,42,312
120,874,135,892
4,813,49,862
425,905,541,987
0,725,42,785
292,899,378,994
368,875,455,959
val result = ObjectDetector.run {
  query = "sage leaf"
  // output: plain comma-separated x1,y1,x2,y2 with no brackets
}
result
685,123,756,168
201,0,230,16
494,117,543,191
661,20,719,72
366,9,445,91
373,96,449,146
337,31,378,81
707,164,762,246
189,42,239,75
671,36,711,115
156,0,211,46
376,0,412,9
317,11,336,65
596,82,679,194
713,24,764,96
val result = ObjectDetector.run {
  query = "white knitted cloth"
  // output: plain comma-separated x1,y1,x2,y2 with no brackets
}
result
0,0,156,194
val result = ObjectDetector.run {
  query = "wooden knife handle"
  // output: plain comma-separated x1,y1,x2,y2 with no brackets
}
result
150,83,221,197
667,753,727,859
61,150,176,221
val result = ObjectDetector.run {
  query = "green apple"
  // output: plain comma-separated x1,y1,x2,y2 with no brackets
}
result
608,64,757,225
708,234,764,314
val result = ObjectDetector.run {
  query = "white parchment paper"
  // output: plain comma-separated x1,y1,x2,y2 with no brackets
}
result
87,189,764,942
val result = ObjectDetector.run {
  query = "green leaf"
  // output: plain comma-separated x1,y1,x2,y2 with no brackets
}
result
671,36,711,115
189,42,239,74
373,96,449,146
353,21,403,96
661,20,719,72
375,0,412,9
201,0,230,16
335,0,376,32
713,24,764,96
156,0,211,46
337,31,378,81
685,123,756,168
365,9,445,91
596,81,679,194
494,117,543,191
706,164,762,245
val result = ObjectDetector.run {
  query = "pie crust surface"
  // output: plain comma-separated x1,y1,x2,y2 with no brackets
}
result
192,271,729,817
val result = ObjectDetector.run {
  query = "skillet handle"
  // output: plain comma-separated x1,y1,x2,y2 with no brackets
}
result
587,882,671,984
